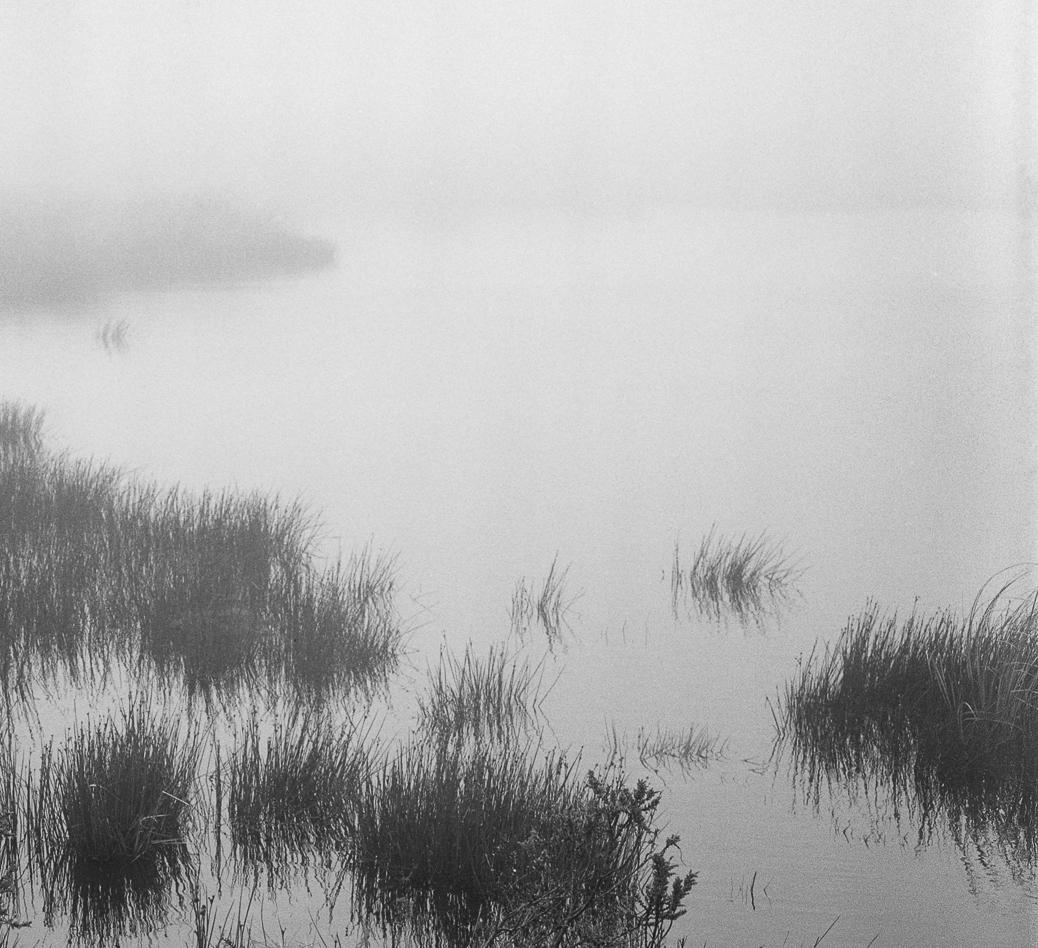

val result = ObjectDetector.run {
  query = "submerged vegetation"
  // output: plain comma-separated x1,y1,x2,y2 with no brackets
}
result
779,576,1038,880
671,527,801,620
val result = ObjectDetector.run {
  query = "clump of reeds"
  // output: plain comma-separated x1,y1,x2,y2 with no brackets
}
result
417,645,549,745
42,698,202,875
0,405,403,697
779,575,1038,875
671,527,801,620
351,743,696,946
782,577,1038,778
96,319,129,353
0,401,44,462
227,702,374,866
509,555,576,649
15,698,200,942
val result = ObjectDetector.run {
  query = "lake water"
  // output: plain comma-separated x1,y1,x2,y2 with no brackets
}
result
1,206,1035,945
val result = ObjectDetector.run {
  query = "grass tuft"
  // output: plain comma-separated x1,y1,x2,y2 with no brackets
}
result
96,319,130,354
671,527,801,620
779,574,1038,877
0,402,44,462
417,645,549,745
19,696,201,942
52,698,202,874
228,701,374,868
635,723,728,775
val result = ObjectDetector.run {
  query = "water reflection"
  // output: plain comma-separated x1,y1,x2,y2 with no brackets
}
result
39,842,191,945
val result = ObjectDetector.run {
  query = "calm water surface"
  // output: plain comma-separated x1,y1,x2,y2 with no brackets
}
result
1,207,1035,945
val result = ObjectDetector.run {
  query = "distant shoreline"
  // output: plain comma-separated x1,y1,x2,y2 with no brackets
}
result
0,196,337,309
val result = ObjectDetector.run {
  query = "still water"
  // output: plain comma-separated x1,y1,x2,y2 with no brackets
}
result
1,206,1035,945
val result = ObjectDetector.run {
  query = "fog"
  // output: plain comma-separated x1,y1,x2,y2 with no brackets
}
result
1,1,1032,216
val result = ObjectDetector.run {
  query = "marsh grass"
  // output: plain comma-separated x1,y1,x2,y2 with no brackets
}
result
0,402,402,696
671,527,801,620
780,575,1038,878
782,577,1038,779
51,699,202,874
509,555,576,649
275,551,400,693
0,402,44,461
0,741,24,932
228,702,375,868
16,697,202,942
352,742,696,947
417,645,550,745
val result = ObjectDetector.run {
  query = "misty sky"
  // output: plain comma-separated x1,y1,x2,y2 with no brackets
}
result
1,1,1031,212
